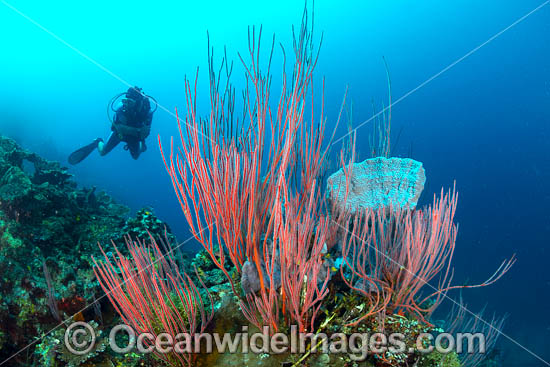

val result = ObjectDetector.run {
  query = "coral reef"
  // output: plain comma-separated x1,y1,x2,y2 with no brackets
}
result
0,135,174,366
144,6,509,366
0,128,503,366
123,207,176,245
0,6,507,366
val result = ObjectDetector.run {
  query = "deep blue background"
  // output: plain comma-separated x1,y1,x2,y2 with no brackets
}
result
1,1,549,365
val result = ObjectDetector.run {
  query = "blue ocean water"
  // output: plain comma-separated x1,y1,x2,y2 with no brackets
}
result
1,0,549,365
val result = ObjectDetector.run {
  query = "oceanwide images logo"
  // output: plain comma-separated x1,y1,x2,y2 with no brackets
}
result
65,322,487,361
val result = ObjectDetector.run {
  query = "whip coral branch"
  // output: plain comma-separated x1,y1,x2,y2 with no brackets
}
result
159,5,338,334
341,185,515,325
92,236,213,367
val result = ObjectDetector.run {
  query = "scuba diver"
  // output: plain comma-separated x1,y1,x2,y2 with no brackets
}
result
68,86,157,164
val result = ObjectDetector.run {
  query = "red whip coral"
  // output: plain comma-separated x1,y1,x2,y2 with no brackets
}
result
340,185,516,326
159,8,345,333
92,236,213,367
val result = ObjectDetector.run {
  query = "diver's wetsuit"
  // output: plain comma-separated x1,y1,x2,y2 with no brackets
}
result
99,97,153,160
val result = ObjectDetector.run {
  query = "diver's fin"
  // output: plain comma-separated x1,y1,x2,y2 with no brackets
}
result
68,139,101,165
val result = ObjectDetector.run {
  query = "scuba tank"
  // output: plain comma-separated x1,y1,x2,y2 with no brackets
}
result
107,86,157,141
107,86,158,124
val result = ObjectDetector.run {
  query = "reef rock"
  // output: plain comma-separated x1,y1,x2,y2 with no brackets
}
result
327,156,426,214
